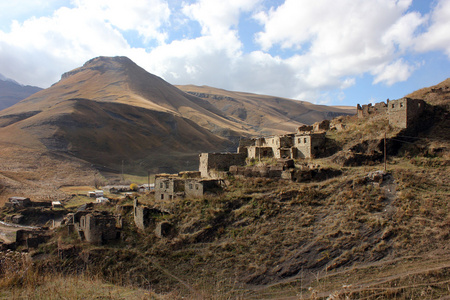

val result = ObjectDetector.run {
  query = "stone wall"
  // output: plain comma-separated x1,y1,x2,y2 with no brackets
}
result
134,199,151,231
76,211,120,244
229,165,284,178
199,153,247,178
388,98,426,128
357,102,388,118
356,97,426,129
293,133,326,158
185,179,223,198
247,146,274,159
154,176,185,200
133,199,168,230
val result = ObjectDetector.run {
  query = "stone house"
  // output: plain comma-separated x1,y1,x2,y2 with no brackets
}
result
199,152,247,178
154,175,185,200
242,133,326,160
154,174,225,200
356,97,426,129
74,211,121,245
184,179,224,198
293,133,326,159
388,98,426,128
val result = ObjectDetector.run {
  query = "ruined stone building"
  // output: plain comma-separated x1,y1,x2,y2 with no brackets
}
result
388,98,426,128
155,175,185,200
134,199,151,231
5,197,31,208
133,199,171,236
73,211,121,244
199,152,247,178
15,229,50,249
356,97,426,129
185,178,224,198
357,102,388,118
239,132,326,160
154,174,224,200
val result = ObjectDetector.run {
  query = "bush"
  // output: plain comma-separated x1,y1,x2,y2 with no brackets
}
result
130,183,138,191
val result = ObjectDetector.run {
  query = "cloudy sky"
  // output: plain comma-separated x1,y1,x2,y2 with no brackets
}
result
0,0,449,106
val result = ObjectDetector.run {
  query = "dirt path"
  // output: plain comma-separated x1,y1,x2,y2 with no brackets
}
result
0,221,41,244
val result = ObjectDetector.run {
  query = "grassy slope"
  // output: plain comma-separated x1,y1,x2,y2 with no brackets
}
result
3,153,447,299
177,85,355,135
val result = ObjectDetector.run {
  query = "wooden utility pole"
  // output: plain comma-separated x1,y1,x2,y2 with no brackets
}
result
121,160,124,182
384,132,387,172
147,170,150,191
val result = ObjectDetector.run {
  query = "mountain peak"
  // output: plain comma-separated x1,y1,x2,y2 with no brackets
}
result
0,73,20,85
83,56,134,67
61,56,138,81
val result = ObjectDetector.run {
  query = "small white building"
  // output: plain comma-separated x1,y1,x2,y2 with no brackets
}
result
88,190,104,198
96,197,110,204
52,201,63,208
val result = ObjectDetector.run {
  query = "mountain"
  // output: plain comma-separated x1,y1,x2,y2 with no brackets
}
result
0,57,239,184
177,85,355,135
0,75,42,111
0,56,354,199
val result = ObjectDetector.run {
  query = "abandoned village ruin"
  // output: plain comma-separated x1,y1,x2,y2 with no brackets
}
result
357,97,426,128
0,96,429,247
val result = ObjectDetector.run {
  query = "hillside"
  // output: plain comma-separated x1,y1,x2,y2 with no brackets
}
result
176,85,355,135
0,76,42,111
1,127,448,298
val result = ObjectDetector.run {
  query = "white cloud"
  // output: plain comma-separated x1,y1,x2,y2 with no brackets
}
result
372,59,415,86
415,0,450,57
0,0,173,87
182,0,261,36
0,5,131,86
74,0,171,43
382,11,425,52
0,0,448,104
253,0,423,87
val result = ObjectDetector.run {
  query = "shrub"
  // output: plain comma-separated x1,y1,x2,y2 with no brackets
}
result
130,183,138,191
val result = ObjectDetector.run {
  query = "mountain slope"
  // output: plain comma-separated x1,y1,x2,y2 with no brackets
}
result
2,57,247,138
177,85,355,135
0,56,353,199
0,57,241,189
0,76,42,111
0,97,230,174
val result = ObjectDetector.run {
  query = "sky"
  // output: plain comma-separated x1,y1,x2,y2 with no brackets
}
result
0,0,449,106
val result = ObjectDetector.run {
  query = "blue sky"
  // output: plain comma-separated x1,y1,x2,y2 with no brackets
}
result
0,0,449,106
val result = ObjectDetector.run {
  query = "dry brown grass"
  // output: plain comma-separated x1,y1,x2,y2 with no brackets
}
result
0,250,173,299
1,153,448,298
0,145,103,205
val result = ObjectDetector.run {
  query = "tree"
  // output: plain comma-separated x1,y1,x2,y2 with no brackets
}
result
130,183,138,191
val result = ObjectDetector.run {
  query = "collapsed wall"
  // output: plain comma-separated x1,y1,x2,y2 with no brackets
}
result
356,97,427,129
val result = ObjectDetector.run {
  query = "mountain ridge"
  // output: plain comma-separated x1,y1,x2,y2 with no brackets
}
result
0,75,42,111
